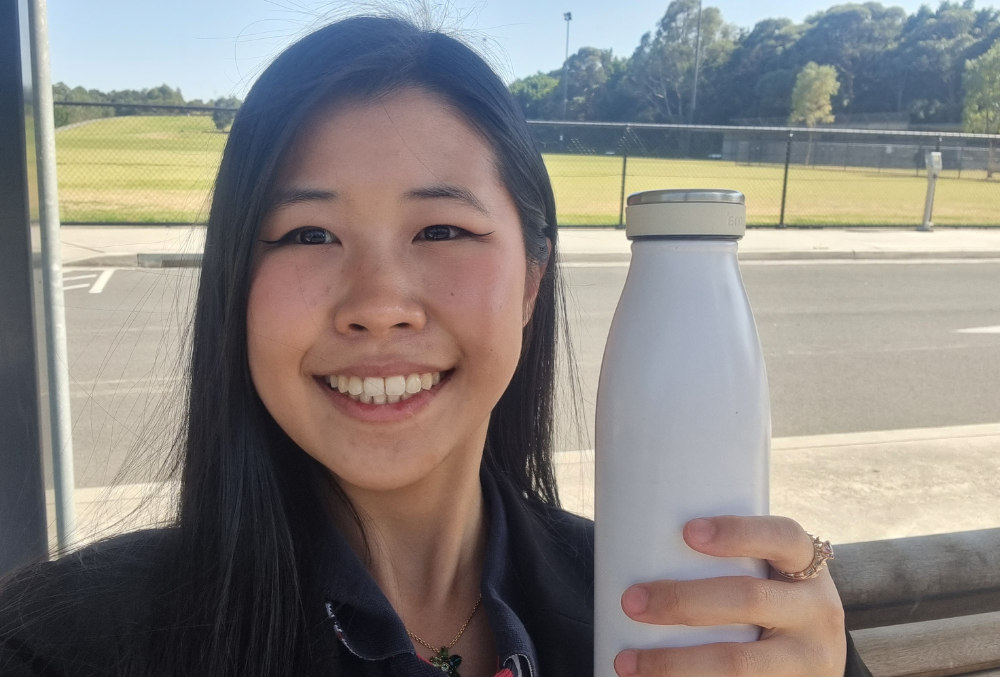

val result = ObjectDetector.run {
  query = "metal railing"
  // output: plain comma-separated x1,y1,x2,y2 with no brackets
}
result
51,102,1000,227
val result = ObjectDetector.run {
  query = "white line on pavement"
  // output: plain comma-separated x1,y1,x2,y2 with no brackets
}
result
89,269,115,294
62,273,98,282
62,283,91,291
560,258,1000,268
955,324,1000,334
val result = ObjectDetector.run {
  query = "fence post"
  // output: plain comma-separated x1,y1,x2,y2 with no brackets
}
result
779,132,793,228
618,149,628,229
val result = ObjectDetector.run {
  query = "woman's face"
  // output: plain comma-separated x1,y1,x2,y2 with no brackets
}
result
247,88,544,494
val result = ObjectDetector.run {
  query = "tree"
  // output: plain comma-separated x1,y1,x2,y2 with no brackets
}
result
211,96,242,131
789,62,841,126
792,4,905,111
509,72,559,119
789,62,840,164
963,41,1000,176
627,0,737,123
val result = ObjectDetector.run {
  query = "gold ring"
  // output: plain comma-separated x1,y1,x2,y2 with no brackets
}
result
773,533,835,580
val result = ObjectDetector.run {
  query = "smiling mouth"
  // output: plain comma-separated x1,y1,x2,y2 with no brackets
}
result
323,370,451,405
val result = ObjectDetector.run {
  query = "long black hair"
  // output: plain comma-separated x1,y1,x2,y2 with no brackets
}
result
156,14,573,677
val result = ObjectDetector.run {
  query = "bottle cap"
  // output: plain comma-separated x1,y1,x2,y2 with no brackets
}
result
625,189,746,239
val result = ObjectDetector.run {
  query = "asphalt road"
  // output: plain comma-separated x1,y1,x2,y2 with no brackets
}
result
50,260,999,488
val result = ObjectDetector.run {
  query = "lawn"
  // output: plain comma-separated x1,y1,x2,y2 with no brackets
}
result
53,116,1000,226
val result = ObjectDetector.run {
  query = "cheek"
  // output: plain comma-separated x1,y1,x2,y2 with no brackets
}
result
247,256,333,390
425,246,527,370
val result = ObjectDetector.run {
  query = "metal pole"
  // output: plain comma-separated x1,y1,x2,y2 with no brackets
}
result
919,151,941,232
779,132,793,228
28,0,77,549
0,0,49,573
618,147,629,229
688,0,703,125
561,12,572,120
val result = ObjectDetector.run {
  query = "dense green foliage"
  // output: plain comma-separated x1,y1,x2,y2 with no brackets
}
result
963,40,1000,132
511,0,1000,126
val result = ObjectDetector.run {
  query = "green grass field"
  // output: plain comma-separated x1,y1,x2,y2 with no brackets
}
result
54,115,1000,226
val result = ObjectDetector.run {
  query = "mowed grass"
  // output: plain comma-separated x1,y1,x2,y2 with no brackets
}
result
54,116,1000,226
544,154,1000,226
56,115,224,223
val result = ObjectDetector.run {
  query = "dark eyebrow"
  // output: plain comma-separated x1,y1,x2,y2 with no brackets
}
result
404,184,490,216
268,188,338,211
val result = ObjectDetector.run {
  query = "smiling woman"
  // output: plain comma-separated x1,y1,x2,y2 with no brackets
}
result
0,13,872,677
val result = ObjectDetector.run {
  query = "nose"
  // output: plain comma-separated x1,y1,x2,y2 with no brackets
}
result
333,251,427,338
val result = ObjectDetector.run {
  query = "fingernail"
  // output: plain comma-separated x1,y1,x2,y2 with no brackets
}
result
621,585,649,615
688,518,716,544
615,650,638,676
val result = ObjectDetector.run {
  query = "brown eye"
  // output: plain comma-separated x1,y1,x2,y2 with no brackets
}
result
295,227,334,244
420,225,461,241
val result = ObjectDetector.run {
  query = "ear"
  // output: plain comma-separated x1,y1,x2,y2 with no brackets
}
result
522,237,551,327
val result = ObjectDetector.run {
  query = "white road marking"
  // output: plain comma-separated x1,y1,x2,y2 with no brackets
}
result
956,325,1000,334
62,283,91,291
89,269,115,294
560,258,1000,268
62,273,98,282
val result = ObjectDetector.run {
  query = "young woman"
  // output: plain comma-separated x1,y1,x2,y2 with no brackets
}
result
0,15,874,677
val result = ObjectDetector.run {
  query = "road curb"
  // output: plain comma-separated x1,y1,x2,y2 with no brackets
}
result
61,249,1000,267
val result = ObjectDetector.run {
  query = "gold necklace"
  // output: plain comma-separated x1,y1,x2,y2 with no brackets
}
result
406,594,482,677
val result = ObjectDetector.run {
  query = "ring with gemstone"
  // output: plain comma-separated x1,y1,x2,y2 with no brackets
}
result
773,533,835,580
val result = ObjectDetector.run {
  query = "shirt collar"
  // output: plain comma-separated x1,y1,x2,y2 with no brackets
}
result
316,466,538,671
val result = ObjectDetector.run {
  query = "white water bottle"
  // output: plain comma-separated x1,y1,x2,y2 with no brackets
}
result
594,189,771,676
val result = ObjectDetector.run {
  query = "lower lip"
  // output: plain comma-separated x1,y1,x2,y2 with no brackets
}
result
317,372,451,422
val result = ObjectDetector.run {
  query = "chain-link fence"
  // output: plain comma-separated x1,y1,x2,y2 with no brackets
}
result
53,102,1000,227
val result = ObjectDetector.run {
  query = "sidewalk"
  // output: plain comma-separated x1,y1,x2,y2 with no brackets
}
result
50,224,1000,267
553,423,1000,546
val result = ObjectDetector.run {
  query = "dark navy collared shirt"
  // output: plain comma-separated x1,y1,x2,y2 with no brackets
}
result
317,468,537,677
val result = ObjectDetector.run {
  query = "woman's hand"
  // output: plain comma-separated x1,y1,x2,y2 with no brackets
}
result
614,515,847,677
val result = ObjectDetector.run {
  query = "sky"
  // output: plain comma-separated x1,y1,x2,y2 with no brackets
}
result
44,0,954,102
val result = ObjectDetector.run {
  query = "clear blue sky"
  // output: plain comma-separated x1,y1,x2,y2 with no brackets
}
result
47,0,952,101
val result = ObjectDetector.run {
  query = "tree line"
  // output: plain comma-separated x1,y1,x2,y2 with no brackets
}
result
510,0,1000,129
52,83,241,129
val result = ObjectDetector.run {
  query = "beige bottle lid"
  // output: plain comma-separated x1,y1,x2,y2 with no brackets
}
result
625,189,746,239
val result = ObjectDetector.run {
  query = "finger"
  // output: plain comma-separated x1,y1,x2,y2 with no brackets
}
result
683,515,818,576
621,576,811,629
614,635,804,677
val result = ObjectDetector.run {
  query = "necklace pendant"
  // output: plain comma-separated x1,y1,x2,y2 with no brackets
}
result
429,647,462,677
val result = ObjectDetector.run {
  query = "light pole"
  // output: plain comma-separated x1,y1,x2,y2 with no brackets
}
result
562,12,572,120
689,0,703,125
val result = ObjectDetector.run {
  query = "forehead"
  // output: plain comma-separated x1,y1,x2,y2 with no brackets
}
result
276,88,502,196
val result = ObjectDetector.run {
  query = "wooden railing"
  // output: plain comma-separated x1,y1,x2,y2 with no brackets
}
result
830,528,1000,677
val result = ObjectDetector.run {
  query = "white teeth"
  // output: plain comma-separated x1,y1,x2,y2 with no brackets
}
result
363,377,385,397
331,370,444,405
385,375,406,397
348,376,363,396
405,374,423,394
